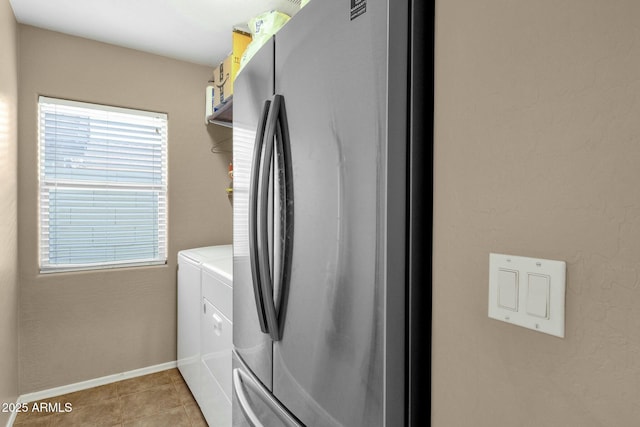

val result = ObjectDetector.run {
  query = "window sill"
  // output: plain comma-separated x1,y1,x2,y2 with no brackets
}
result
39,260,168,275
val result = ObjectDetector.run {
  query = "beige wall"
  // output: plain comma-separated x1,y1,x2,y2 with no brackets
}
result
434,0,640,425
0,0,19,420
18,26,232,393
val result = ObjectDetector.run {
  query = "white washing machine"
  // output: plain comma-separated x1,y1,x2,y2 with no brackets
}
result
177,245,231,408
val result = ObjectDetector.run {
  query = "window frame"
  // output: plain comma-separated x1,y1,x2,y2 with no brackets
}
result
37,96,169,274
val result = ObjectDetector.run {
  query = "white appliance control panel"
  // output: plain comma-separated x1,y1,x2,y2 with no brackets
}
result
488,253,566,337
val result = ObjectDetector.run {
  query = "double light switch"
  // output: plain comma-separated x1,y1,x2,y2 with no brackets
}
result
489,253,565,337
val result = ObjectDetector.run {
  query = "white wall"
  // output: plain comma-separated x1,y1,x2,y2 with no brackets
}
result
433,0,640,425
18,26,233,393
0,0,19,422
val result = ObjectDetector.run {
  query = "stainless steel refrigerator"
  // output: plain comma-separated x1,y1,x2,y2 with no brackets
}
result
232,0,432,425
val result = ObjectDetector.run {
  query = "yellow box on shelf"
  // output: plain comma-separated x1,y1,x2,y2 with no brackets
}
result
232,29,252,82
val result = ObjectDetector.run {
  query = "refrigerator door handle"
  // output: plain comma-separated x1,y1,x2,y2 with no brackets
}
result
249,99,271,334
274,95,294,337
257,94,283,341
233,368,302,427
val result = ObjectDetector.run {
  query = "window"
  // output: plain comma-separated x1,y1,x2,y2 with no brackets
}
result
38,97,168,273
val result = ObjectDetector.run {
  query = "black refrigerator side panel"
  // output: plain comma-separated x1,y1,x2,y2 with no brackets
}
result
408,0,435,426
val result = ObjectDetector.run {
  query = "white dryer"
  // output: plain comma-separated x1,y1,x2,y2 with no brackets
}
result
200,256,233,426
177,245,231,404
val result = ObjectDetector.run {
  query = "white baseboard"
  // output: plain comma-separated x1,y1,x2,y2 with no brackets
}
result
17,360,177,405
5,401,18,427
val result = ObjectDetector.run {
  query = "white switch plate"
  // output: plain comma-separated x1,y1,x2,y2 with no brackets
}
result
488,253,566,338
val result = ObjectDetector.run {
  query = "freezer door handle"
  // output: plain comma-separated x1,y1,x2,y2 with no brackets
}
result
249,99,271,334
233,368,302,427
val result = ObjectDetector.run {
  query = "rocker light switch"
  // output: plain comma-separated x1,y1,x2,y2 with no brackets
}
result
488,253,566,338
497,269,518,311
527,274,550,318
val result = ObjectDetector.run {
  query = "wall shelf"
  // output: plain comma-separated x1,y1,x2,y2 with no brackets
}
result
207,96,233,128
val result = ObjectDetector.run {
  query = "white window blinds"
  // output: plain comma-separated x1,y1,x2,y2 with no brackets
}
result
38,97,168,273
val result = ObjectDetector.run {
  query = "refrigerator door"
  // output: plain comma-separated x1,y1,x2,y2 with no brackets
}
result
233,38,275,389
272,1,389,426
232,351,302,427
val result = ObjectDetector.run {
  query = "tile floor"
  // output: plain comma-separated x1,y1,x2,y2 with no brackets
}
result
13,368,207,427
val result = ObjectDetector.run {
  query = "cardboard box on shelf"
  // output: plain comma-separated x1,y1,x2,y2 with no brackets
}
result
209,30,251,113
207,29,252,123
212,54,232,111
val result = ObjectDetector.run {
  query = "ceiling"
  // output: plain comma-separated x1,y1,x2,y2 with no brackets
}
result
9,0,302,67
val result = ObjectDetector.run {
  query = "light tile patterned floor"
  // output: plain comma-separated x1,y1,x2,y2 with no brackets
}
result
13,369,208,427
